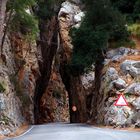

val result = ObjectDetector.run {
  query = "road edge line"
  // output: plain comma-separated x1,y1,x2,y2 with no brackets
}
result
5,126,34,140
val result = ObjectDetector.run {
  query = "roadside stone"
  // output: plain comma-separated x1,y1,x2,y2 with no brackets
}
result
106,67,119,81
107,47,139,60
111,55,124,62
132,97,140,109
104,105,133,126
132,111,140,128
113,78,126,89
125,83,140,96
121,60,140,78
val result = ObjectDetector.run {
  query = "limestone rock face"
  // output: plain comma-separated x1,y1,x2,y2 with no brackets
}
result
81,71,95,90
104,106,133,126
121,60,140,78
106,67,119,81
0,34,39,135
107,47,138,60
97,47,140,128
113,78,126,90
39,0,84,123
40,68,70,123
59,1,84,60
0,65,24,135
125,83,140,96
132,97,140,110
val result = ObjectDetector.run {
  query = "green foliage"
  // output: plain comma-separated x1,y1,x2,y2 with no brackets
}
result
111,0,140,23
125,93,131,98
0,83,5,93
70,0,129,75
7,0,39,40
128,23,140,38
36,0,64,19
1,115,10,125
70,26,108,74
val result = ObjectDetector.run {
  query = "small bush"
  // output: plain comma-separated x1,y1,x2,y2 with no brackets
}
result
1,115,10,125
0,83,6,93
128,23,140,38
7,0,39,40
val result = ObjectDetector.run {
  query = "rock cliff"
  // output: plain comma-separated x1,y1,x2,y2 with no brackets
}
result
97,47,140,128
0,0,140,137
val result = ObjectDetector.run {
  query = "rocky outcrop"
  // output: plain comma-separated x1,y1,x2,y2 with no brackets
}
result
0,0,8,45
59,1,84,60
0,65,24,135
0,32,39,135
40,63,70,123
1,0,140,135
97,47,140,128
121,60,140,78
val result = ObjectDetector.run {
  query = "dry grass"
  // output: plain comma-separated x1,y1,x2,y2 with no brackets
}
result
8,124,29,138
131,36,140,50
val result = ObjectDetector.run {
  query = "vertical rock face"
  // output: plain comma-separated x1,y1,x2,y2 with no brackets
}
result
0,32,39,135
96,47,140,128
10,33,39,123
59,1,84,61
40,66,69,123
0,0,8,45
1,0,140,135
39,0,85,123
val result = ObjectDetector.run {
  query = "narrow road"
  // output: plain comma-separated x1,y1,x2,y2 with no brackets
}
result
7,123,140,140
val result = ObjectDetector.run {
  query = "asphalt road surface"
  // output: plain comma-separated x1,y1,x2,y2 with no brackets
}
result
7,123,140,140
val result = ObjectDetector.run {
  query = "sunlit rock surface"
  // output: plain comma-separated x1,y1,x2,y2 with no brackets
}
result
97,47,140,128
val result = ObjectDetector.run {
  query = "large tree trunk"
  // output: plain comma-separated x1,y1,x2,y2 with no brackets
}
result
69,76,87,123
60,64,87,123
34,16,58,124
91,55,104,123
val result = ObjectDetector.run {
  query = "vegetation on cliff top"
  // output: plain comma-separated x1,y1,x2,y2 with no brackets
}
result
70,0,130,74
7,0,38,40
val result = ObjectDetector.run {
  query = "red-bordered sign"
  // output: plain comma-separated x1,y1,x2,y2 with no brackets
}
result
114,94,128,106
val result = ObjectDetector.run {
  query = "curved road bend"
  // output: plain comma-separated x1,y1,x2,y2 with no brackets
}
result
7,123,140,140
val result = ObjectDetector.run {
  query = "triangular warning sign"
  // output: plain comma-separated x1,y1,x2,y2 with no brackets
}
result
114,94,128,106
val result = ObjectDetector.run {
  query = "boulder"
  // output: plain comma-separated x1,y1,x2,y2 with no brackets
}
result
59,1,80,17
107,47,139,60
132,111,140,127
111,55,124,62
125,83,140,96
113,78,126,89
121,60,140,78
132,97,140,110
104,105,133,126
106,67,119,81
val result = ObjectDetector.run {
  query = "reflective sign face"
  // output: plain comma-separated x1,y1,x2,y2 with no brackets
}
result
114,94,128,106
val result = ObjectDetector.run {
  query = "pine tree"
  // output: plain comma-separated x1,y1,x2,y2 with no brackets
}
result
70,0,129,74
